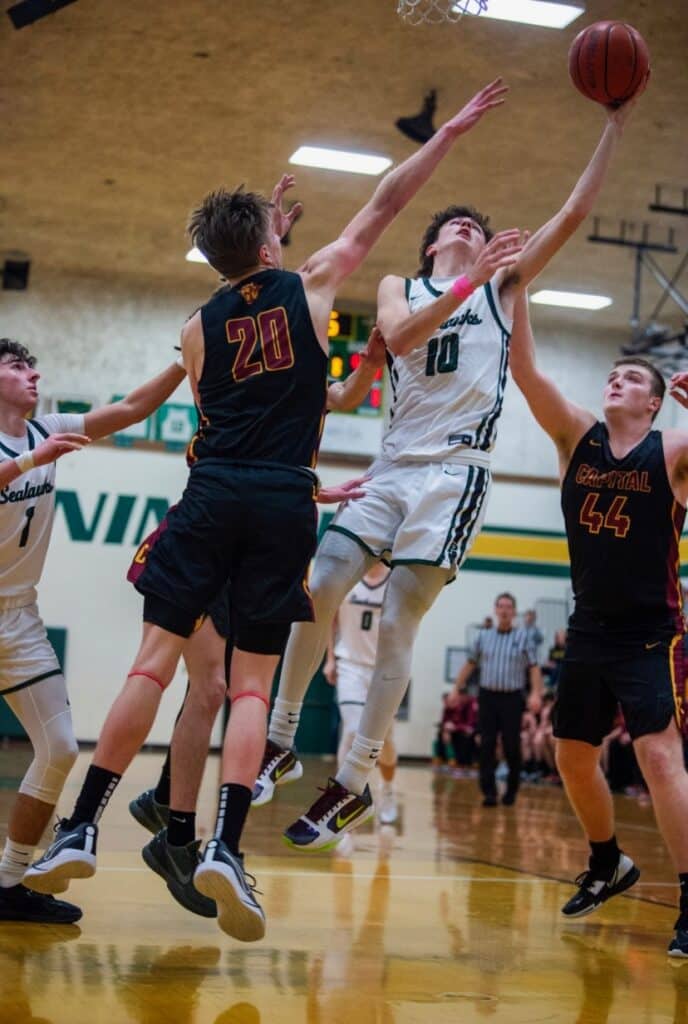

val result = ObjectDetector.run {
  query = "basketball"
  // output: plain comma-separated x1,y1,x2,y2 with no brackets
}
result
568,21,650,106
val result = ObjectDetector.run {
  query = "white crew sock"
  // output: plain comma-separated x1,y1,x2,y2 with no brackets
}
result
336,734,385,795
268,698,303,749
0,838,35,888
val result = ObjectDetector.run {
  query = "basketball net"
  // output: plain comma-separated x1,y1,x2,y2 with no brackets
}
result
396,0,488,26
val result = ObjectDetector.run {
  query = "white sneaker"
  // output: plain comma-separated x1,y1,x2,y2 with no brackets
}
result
378,789,398,825
252,740,303,807
194,839,265,941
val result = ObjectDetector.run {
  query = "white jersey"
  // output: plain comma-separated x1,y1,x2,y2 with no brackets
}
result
381,275,512,462
334,575,388,668
0,414,84,606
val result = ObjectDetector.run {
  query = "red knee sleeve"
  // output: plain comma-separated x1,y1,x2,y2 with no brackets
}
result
232,690,270,711
128,669,166,690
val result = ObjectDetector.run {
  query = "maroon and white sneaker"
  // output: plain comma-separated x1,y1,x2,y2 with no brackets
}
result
283,778,373,851
251,740,303,807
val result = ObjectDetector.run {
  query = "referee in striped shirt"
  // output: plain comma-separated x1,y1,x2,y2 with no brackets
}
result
454,593,543,807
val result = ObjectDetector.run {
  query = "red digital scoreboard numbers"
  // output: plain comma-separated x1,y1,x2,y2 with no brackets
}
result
327,310,384,416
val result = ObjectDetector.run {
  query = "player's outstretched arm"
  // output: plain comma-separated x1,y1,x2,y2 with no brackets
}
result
326,326,386,412
301,79,509,300
0,432,90,489
500,91,645,302
378,229,522,357
509,290,594,466
662,376,688,506
83,360,186,441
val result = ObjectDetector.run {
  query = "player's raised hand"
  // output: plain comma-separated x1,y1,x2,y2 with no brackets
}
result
317,475,370,505
270,174,303,241
669,371,688,409
32,433,91,469
605,69,649,129
467,229,523,288
446,78,509,137
359,325,387,370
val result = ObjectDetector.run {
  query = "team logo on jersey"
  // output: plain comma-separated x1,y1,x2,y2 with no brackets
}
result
239,283,262,304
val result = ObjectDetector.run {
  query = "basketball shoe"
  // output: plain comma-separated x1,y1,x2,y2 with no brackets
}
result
129,789,170,834
283,778,373,851
668,909,688,959
194,839,265,941
561,853,640,917
142,829,216,918
23,821,98,895
251,739,303,807
0,883,82,924
378,786,398,825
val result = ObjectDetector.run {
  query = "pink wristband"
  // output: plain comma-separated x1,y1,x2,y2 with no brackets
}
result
450,275,475,303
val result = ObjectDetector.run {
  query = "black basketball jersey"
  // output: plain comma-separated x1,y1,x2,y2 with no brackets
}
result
562,421,685,643
187,269,328,468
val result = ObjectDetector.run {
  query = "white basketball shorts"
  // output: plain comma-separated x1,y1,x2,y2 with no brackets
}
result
336,659,374,707
328,459,491,578
0,603,62,696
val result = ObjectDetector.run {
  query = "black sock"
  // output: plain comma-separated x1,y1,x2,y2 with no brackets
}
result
67,765,121,827
154,751,172,807
589,836,621,876
679,872,688,912
167,810,196,847
215,783,252,855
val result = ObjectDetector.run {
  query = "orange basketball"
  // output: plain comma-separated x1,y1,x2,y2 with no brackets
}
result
568,21,650,106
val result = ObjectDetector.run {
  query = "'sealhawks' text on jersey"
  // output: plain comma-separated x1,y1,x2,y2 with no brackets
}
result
562,422,684,639
382,274,512,462
0,479,54,504
0,414,85,604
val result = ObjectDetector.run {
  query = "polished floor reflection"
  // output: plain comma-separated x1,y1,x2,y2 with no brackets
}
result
0,749,686,1023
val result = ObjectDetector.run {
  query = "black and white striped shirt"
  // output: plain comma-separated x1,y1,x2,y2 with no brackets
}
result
469,627,537,693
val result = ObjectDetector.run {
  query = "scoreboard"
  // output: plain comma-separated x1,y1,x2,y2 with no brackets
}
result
328,310,384,417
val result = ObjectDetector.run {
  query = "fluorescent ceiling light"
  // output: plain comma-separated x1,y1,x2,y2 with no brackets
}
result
289,146,392,176
186,247,208,264
531,289,612,310
466,1,584,29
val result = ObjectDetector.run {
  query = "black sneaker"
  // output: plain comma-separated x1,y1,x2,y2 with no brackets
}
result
129,789,170,834
482,795,498,808
252,740,303,807
283,778,374,851
668,910,688,959
194,839,265,941
561,853,640,918
23,821,98,895
0,883,82,924
142,829,217,919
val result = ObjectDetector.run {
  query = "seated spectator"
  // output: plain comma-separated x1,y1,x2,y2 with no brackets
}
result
433,689,478,772
533,692,558,782
520,708,539,778
602,708,642,794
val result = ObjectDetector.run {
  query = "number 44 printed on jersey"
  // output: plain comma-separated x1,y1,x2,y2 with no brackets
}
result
579,493,631,538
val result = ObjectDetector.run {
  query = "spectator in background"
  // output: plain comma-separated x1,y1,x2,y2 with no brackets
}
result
533,692,558,782
543,629,567,692
453,593,543,807
523,609,544,663
434,689,478,773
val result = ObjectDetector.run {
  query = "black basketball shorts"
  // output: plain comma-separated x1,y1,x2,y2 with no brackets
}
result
135,460,317,638
553,633,688,745
128,505,232,640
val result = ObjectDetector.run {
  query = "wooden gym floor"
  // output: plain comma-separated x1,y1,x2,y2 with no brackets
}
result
0,748,686,1024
